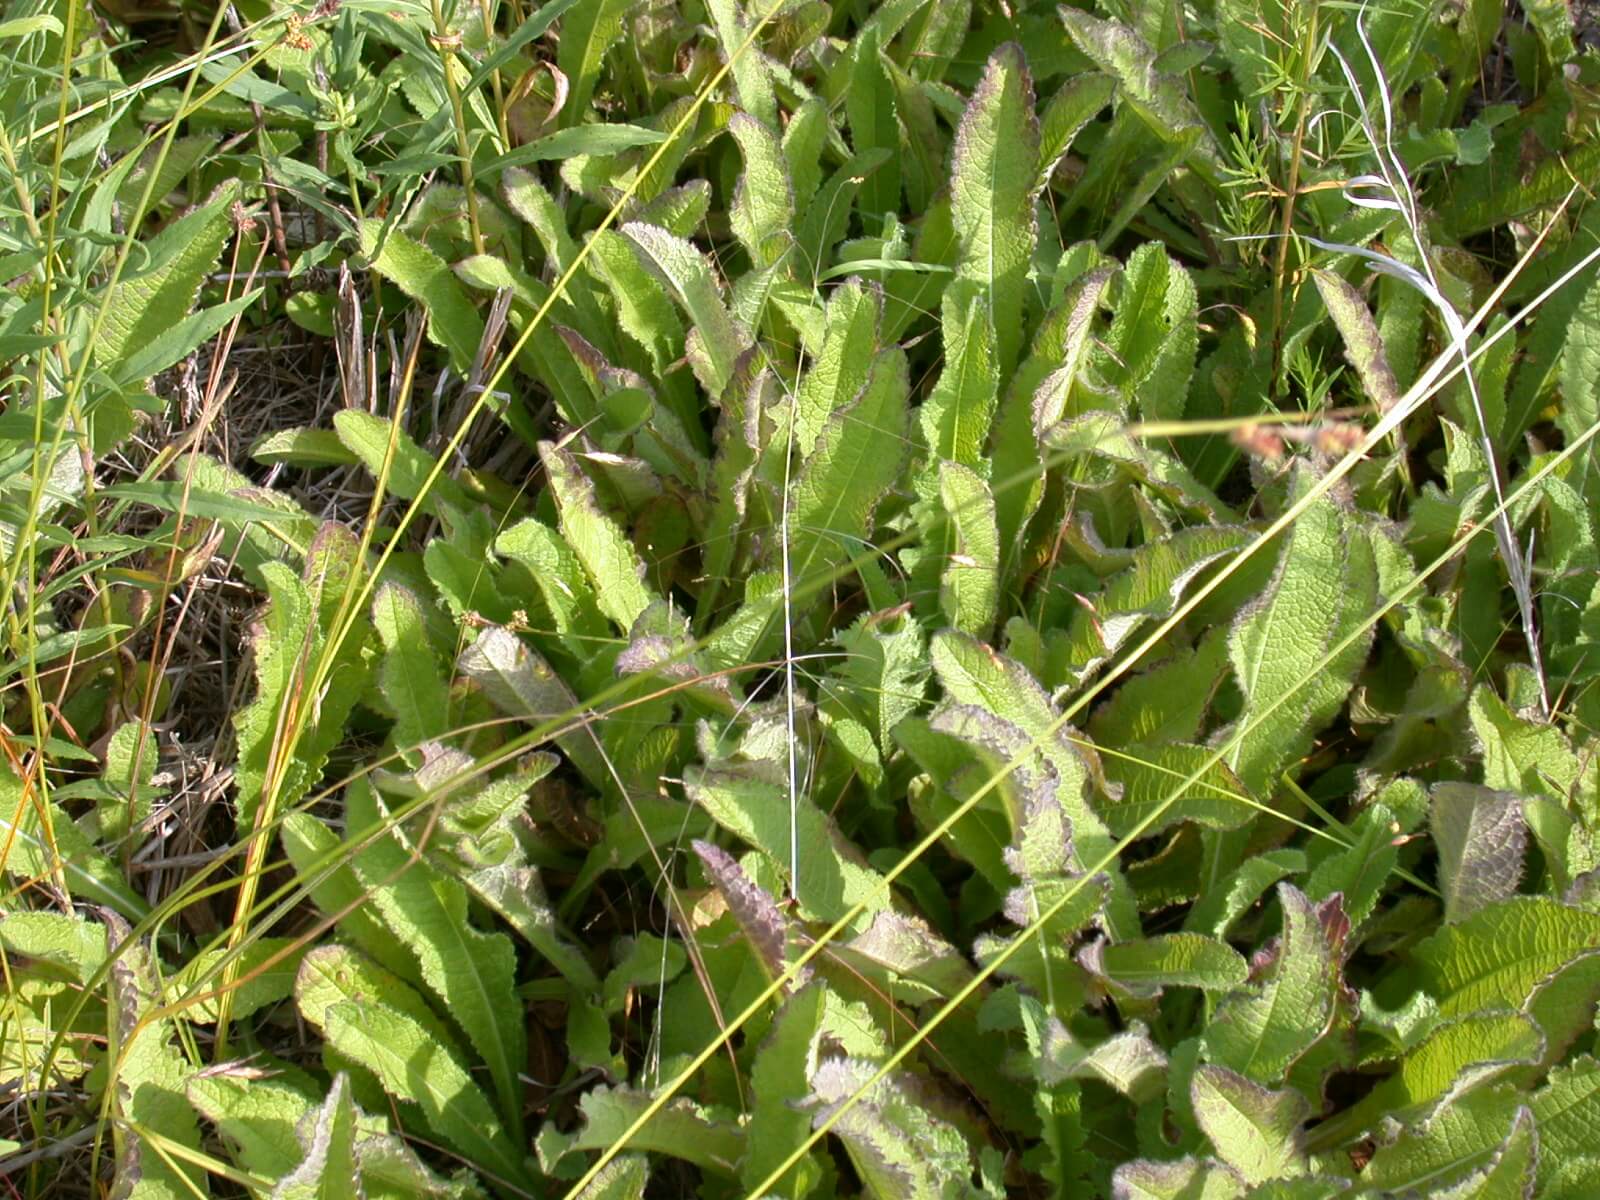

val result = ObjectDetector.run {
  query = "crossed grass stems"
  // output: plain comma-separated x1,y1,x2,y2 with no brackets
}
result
2,0,1599,1192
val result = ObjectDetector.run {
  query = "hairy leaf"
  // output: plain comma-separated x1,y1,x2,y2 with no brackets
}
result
1203,886,1348,1084
1432,783,1527,924
950,43,1039,378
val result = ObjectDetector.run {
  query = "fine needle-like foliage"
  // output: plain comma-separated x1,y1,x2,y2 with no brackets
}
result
3,0,1600,1197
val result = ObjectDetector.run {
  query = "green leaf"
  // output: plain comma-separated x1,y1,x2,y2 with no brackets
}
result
1058,9,1221,179
333,410,467,512
360,221,485,374
1203,885,1346,1084
165,937,303,1024
846,28,900,220
1099,243,1198,419
1037,73,1116,187
828,610,928,751
495,516,610,645
693,839,800,981
484,123,667,174
703,0,776,128
103,911,208,1199
0,769,149,919
789,347,910,595
1190,1065,1309,1186
796,281,880,454
1097,743,1254,838
1469,683,1586,803
1225,476,1376,795
1375,1011,1545,1119
728,113,794,269
686,759,890,926
373,584,451,759
556,0,636,122
921,279,999,470
1414,897,1600,1017
1312,269,1402,413
539,1086,746,1176
252,427,360,468
457,625,606,783
324,1001,527,1188
930,630,1137,937
742,984,828,1199
1111,1155,1247,1199
990,264,1114,556
95,182,237,385
950,43,1039,378
348,788,526,1132
186,1071,318,1178
807,1057,978,1200
622,222,751,398
1557,269,1600,472
1360,1085,1528,1195
0,911,107,984
1091,934,1249,997
110,289,261,388
231,527,372,833
1532,1056,1600,1191
1303,803,1398,929
937,461,1000,637
1431,783,1527,925
538,441,658,631
1058,525,1252,685
280,817,422,987
274,1072,362,1200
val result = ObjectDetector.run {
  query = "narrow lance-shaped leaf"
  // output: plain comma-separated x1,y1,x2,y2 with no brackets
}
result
728,113,794,270
795,280,880,455
1037,73,1116,188
1225,476,1377,796
622,222,752,399
703,0,777,128
789,348,910,594
846,27,900,220
1097,743,1254,839
95,182,237,387
1058,8,1224,182
556,0,635,123
1203,885,1349,1084
1362,1090,1537,1198
930,631,1139,937
347,785,527,1135
950,43,1039,380
539,441,658,631
315,998,527,1189
921,278,999,471
937,460,1000,638
373,583,450,760
989,265,1114,561
805,1058,977,1200
359,221,484,375
1086,933,1249,999
742,984,829,1200
539,1086,747,1176
1099,243,1198,421
1412,896,1600,1018
1312,268,1403,413
274,1072,361,1200
1558,269,1600,493
102,911,209,1200
693,839,806,984
686,760,891,925
457,625,609,786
